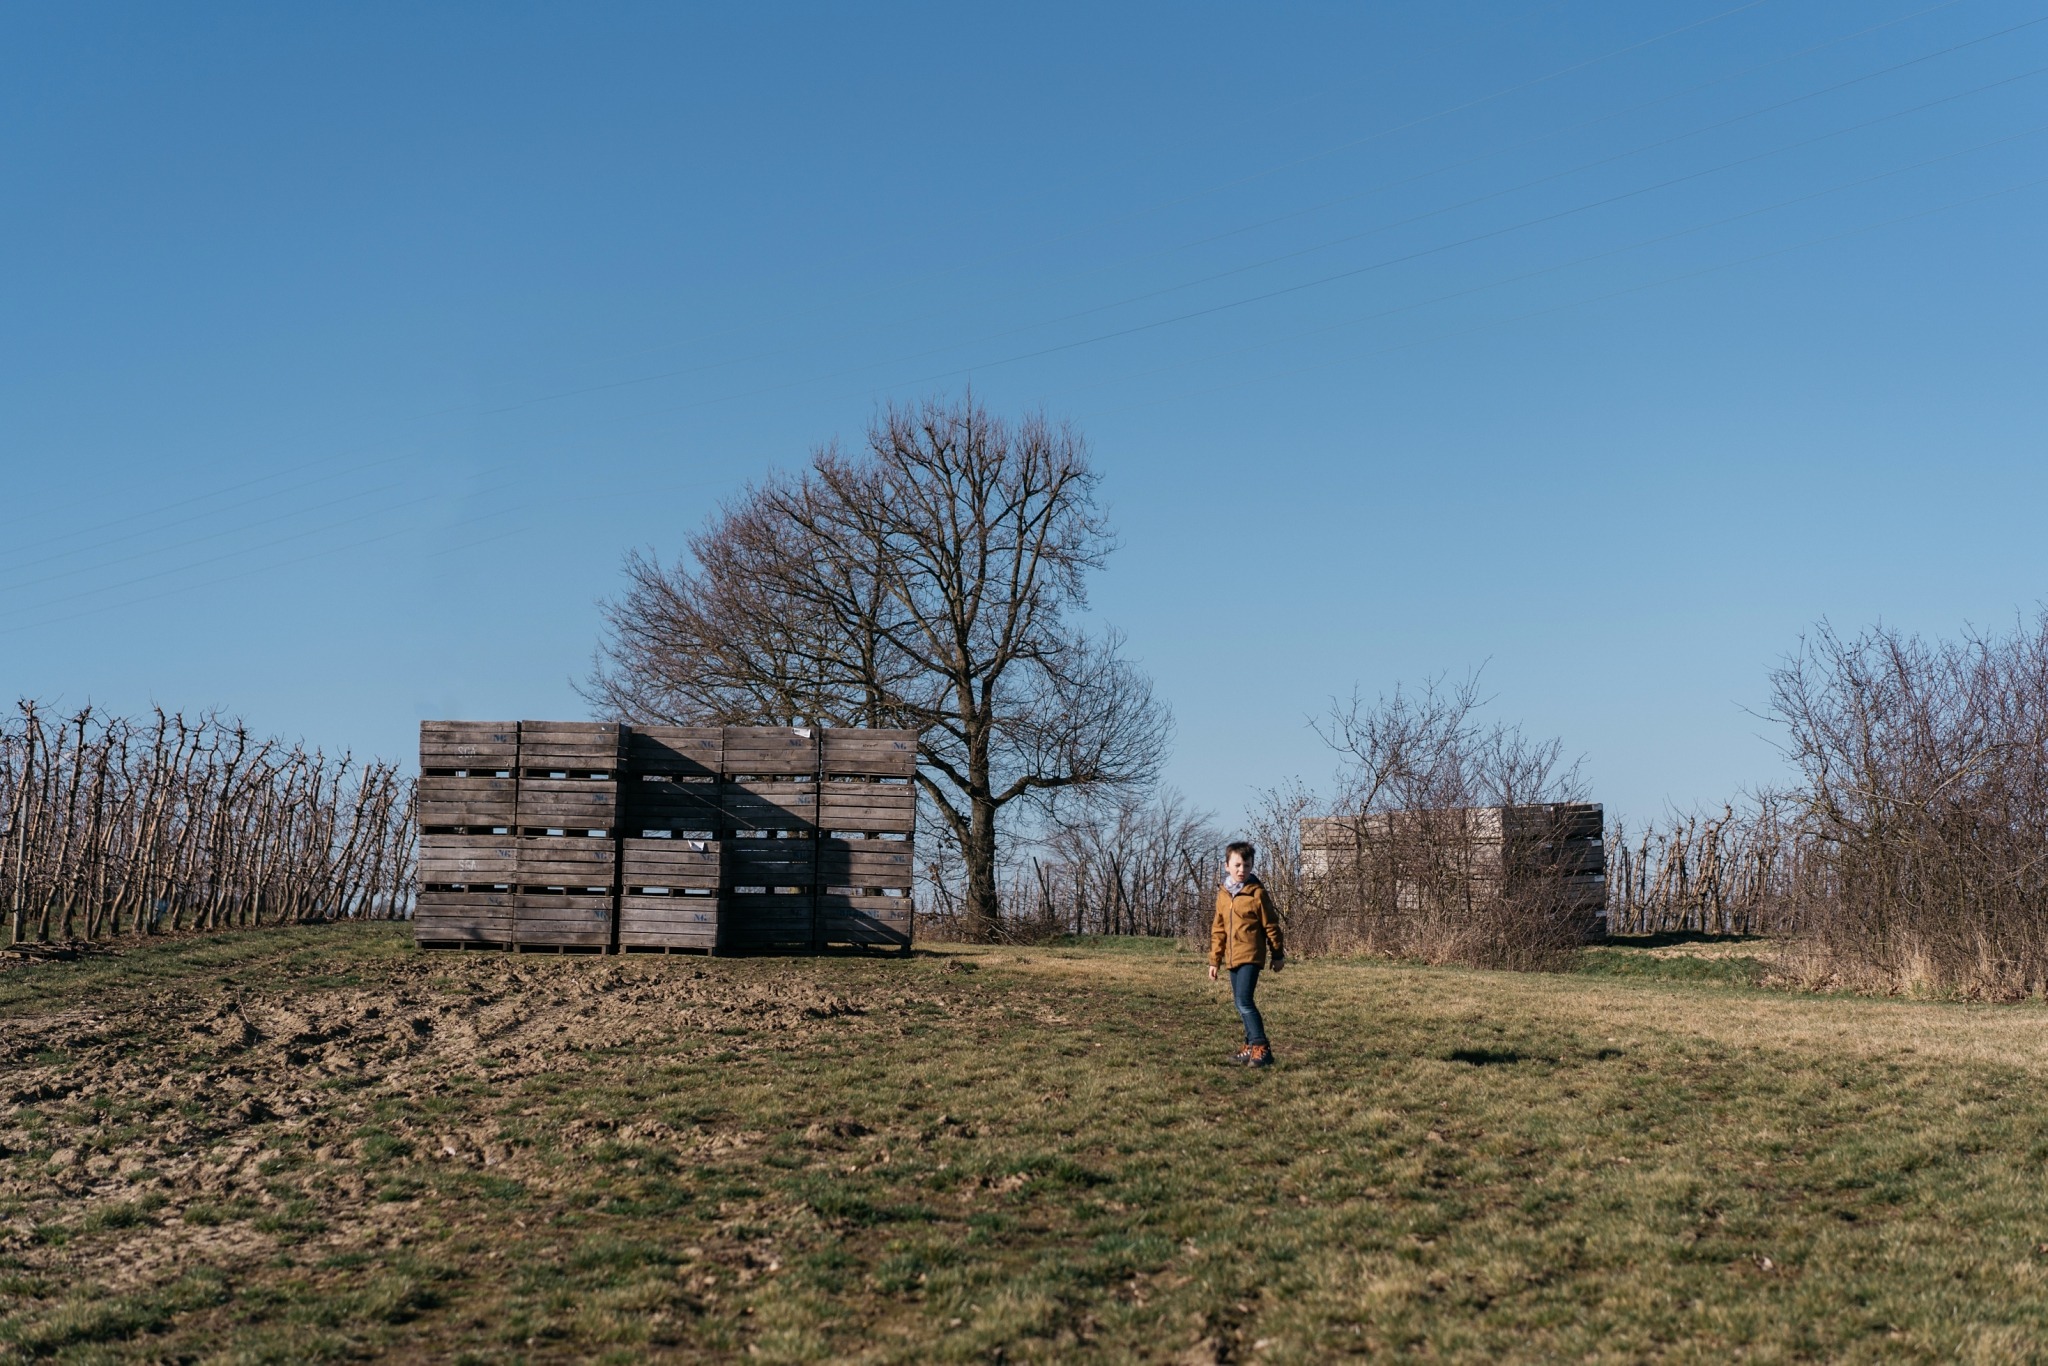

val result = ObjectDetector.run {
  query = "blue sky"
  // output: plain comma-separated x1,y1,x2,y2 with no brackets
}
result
4,1,2044,830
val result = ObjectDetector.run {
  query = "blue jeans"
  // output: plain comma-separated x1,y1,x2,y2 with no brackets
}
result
1229,963,1267,1046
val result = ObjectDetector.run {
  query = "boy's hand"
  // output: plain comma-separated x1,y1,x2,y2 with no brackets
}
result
1207,965,1218,981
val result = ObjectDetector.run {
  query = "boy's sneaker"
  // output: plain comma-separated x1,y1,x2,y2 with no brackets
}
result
1230,1043,1254,1065
1246,1043,1274,1068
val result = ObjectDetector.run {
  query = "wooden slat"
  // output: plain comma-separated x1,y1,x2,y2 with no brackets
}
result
619,894,720,916
417,775,517,800
723,893,815,916
620,837,719,870
623,875,719,893
817,893,912,915
418,801,517,826
619,927,719,950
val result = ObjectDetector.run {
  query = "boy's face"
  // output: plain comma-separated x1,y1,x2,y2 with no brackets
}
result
1225,851,1250,883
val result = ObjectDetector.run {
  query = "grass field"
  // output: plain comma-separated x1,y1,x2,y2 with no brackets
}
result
5,926,2048,1363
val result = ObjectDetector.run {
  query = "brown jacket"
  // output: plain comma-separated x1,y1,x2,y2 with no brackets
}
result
1210,877,1285,969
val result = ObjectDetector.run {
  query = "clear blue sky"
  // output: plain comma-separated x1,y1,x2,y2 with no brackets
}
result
4,1,2044,830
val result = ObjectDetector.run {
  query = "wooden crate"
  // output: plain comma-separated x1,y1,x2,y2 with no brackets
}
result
819,778,915,834
416,774,517,830
518,835,616,891
721,892,816,948
618,893,720,951
621,773,722,834
512,891,612,949
628,725,722,778
620,837,720,891
517,775,620,830
724,837,815,885
721,725,819,777
518,720,626,770
418,834,518,885
817,892,912,949
420,721,519,770
816,838,913,889
415,888,514,946
719,780,818,834
821,728,917,778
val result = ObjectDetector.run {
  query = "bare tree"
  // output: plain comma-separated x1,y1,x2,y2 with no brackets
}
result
585,393,1171,939
1004,788,1222,942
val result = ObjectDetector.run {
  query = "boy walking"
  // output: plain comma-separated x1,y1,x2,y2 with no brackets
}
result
1209,841,1285,1067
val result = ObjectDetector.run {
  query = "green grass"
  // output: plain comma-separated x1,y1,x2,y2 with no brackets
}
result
4,923,2048,1361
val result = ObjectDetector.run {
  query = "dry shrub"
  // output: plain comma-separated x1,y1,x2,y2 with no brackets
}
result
1770,617,2048,999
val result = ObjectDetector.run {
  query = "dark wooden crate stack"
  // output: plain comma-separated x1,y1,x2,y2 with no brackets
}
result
1299,801,1605,934
514,722,625,950
618,726,723,951
719,726,823,951
417,721,916,953
818,729,918,950
415,722,519,946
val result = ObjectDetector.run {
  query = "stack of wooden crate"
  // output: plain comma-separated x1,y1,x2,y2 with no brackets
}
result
414,722,519,945
512,722,624,950
719,726,822,951
415,721,917,953
818,729,918,949
618,726,723,951
1300,801,1606,931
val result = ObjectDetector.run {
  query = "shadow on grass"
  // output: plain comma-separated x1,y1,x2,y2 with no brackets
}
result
1598,930,1772,949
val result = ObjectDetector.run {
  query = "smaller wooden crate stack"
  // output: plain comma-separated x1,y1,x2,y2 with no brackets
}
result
618,726,723,951
514,722,625,950
818,729,918,950
414,722,519,945
415,721,917,953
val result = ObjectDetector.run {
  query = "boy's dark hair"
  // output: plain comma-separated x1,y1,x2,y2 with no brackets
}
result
1225,841,1256,865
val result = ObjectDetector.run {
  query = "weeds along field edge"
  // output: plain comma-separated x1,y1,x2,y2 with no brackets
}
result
5,923,2048,1363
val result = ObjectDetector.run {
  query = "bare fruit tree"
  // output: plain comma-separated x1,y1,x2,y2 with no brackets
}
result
1,701,414,944
584,393,1171,939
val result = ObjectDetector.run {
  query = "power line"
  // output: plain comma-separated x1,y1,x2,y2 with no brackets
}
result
1069,123,2048,402
1080,174,2048,421
579,60,2048,421
0,1,1965,568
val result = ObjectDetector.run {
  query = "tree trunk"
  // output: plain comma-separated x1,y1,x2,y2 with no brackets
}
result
963,792,1000,941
